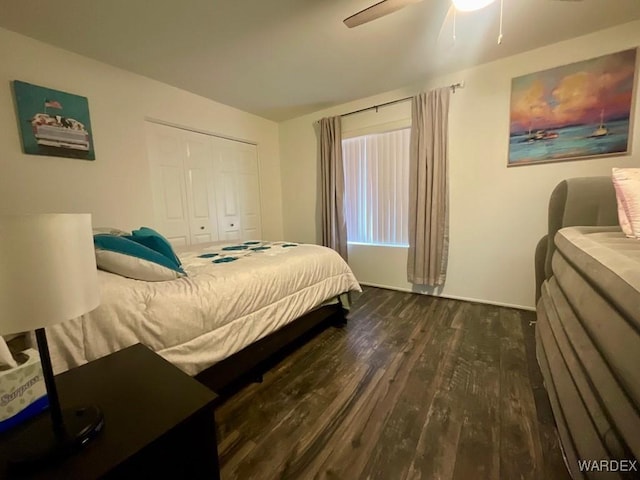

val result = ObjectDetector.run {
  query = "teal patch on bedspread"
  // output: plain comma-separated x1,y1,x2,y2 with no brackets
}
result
243,241,261,245
222,245,249,251
198,253,219,258
213,257,238,263
282,243,298,248
250,246,271,251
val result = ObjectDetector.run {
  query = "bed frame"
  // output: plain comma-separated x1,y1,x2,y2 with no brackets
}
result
5,302,348,399
195,302,347,397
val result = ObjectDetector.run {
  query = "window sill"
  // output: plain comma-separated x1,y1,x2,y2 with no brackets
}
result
347,242,409,248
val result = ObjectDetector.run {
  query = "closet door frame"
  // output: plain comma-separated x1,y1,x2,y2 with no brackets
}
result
146,120,262,245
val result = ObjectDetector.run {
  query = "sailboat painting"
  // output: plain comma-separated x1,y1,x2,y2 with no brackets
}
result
508,49,637,166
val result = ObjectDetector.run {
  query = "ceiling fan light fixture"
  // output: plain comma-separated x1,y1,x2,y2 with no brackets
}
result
452,0,497,12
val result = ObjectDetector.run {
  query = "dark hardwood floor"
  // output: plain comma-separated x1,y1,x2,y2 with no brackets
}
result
215,287,570,480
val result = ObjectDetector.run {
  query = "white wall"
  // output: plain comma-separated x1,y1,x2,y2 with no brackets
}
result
0,27,284,239
279,21,640,310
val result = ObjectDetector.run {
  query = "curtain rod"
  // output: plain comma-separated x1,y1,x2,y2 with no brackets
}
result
338,81,465,119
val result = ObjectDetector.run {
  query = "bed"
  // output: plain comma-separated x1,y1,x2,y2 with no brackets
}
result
534,176,640,477
44,240,361,391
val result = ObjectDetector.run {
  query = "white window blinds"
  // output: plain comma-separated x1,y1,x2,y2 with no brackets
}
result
342,128,410,246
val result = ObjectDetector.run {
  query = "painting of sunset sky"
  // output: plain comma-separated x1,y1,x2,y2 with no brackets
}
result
508,48,637,166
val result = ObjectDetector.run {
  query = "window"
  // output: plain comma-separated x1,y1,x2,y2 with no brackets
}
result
342,128,410,247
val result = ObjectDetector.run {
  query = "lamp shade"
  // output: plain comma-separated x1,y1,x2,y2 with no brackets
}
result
0,214,99,335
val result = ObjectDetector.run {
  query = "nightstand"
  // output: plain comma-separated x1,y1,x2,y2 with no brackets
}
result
0,344,219,479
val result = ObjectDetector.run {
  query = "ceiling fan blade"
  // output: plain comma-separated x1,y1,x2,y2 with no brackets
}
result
344,0,423,28
436,4,457,49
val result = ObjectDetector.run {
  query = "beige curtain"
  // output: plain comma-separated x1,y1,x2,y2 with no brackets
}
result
319,116,348,261
407,88,450,286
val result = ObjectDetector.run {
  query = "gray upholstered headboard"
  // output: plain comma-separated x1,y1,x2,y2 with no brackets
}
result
534,176,619,302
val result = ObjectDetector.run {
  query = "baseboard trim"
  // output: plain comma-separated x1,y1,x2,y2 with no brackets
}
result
358,282,536,312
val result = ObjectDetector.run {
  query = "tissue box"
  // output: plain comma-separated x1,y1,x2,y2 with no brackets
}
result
0,348,49,433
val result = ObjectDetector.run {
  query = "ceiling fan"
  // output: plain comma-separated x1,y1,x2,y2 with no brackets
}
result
344,0,584,35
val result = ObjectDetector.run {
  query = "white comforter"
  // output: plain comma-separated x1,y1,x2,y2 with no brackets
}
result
46,242,360,375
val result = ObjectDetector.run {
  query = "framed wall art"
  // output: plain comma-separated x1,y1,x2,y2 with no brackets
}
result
508,48,637,166
13,80,96,160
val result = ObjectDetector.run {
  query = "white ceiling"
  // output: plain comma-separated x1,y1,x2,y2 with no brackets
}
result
1,0,639,121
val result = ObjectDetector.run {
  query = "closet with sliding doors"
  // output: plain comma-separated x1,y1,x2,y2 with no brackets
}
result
145,121,262,247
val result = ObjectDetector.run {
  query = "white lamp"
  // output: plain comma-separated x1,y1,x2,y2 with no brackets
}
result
0,214,102,467
452,0,496,11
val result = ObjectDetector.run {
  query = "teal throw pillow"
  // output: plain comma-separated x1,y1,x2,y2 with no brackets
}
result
130,227,181,266
94,234,186,282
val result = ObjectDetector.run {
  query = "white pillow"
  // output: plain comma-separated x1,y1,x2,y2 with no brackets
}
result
612,168,640,238
94,234,186,282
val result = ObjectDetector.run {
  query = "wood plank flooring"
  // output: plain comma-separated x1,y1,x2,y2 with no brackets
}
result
215,287,570,480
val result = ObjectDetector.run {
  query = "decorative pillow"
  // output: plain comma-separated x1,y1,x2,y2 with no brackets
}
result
612,168,640,238
129,227,182,266
92,227,130,236
613,186,633,236
94,234,186,281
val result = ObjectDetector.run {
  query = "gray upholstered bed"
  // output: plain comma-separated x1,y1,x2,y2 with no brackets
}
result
535,177,640,479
